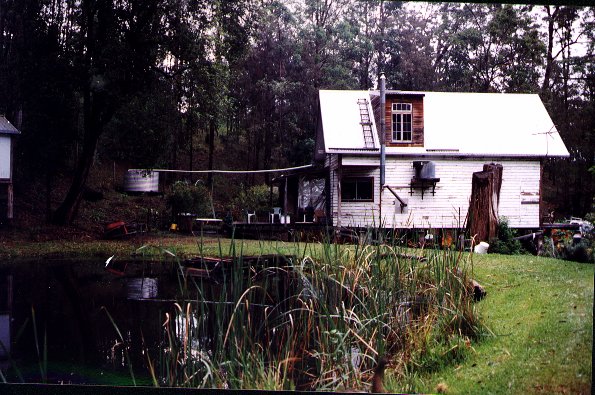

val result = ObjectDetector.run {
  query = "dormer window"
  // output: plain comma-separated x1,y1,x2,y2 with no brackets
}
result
392,103,412,142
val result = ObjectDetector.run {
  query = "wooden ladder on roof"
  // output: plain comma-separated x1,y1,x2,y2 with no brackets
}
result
357,98,376,149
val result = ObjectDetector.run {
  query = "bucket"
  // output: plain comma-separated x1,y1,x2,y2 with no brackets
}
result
474,242,490,254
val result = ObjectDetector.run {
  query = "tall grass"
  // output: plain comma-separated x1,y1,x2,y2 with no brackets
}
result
143,230,486,391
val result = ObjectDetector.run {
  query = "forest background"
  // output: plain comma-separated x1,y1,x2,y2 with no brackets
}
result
0,0,593,226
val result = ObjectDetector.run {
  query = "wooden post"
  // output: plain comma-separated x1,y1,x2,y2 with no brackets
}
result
337,156,342,229
379,180,382,230
269,182,273,211
283,177,288,216
539,160,544,226
7,183,13,219
467,164,503,243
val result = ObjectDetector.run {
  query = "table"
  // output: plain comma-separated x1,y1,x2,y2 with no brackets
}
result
193,218,223,236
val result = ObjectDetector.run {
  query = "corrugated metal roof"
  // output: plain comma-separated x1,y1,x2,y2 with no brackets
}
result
319,90,570,158
319,90,379,150
0,116,20,135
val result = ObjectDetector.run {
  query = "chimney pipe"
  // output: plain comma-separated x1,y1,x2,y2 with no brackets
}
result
379,74,386,187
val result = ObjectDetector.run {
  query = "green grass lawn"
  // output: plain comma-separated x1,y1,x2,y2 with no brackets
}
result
1,235,592,393
414,254,593,395
0,233,302,261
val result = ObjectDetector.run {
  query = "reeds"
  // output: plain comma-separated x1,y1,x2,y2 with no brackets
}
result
146,230,486,391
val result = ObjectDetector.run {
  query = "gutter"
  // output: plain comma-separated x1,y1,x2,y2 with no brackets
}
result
324,151,569,159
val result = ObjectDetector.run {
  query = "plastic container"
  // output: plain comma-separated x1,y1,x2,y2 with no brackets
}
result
474,241,490,254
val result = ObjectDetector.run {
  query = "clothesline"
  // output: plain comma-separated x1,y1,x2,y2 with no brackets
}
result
129,164,313,175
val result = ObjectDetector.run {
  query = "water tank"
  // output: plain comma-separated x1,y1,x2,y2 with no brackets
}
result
123,170,159,193
412,161,436,179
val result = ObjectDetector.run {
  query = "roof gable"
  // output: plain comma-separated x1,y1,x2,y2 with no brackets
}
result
0,116,20,135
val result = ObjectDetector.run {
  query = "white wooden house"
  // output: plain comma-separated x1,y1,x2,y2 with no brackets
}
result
300,88,570,231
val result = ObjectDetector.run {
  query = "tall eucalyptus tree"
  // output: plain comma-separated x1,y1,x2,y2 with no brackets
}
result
52,0,166,224
433,3,544,92
540,6,594,216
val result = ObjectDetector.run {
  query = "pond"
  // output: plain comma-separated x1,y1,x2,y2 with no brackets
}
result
0,254,307,386
1,246,482,391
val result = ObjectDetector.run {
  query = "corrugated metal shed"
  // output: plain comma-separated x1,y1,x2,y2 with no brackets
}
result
319,90,570,158
0,116,20,135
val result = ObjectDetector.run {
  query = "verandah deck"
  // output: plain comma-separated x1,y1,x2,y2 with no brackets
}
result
227,222,330,242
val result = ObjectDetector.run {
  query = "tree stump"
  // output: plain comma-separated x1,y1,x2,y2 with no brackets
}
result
467,164,503,243
471,279,487,301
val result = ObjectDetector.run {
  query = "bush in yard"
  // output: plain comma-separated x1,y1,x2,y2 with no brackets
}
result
562,240,594,263
539,236,558,258
489,218,522,255
232,184,277,219
166,181,210,218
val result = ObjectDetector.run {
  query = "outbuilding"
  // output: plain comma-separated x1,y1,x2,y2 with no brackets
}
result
0,115,20,224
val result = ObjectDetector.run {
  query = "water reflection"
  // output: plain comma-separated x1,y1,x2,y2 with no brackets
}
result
0,275,12,365
0,260,176,383
0,256,303,385
126,277,158,300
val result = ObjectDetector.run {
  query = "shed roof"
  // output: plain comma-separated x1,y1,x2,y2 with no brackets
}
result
0,116,20,135
319,90,570,158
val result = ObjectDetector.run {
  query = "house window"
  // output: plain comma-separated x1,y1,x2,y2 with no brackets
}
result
392,103,412,142
341,177,374,201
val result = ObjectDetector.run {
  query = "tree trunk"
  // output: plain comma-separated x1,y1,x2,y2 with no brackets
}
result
45,163,53,222
263,105,274,185
207,118,216,188
52,71,105,224
52,0,103,225
467,164,503,243
541,6,558,94
52,124,100,224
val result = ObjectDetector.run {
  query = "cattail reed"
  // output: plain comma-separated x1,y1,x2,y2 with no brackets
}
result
138,228,485,391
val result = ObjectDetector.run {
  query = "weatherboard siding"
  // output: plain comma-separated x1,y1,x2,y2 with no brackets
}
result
329,156,541,231
384,94,424,147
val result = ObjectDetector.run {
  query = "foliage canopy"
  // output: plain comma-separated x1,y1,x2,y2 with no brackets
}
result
0,1,592,222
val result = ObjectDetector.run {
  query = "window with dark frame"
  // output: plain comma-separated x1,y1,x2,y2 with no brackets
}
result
391,102,412,142
341,177,374,201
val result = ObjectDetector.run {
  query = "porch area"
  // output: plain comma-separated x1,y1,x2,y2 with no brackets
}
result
227,221,329,242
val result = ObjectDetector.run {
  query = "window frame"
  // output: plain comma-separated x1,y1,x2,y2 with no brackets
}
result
391,102,413,142
340,177,374,202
